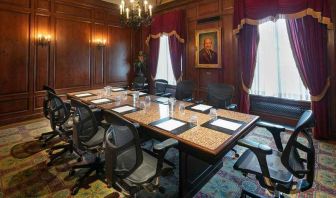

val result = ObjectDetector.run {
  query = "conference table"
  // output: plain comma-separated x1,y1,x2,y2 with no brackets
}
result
67,88,259,198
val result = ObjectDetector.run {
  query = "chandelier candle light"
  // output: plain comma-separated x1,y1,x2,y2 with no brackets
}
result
120,0,153,28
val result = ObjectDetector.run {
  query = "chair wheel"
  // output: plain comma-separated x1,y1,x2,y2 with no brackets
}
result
77,157,82,162
71,186,80,195
69,169,75,176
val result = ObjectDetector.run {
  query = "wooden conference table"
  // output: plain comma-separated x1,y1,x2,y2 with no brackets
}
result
67,88,259,198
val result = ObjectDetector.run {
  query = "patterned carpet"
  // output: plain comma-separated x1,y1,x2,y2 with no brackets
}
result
0,118,335,198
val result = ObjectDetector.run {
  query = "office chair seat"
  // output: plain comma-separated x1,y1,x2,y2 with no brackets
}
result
126,151,171,184
234,149,293,184
83,126,105,148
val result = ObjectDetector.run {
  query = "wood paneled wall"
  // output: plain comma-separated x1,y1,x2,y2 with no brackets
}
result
0,0,135,125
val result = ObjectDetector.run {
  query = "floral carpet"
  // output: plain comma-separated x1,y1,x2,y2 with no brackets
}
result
0,118,335,198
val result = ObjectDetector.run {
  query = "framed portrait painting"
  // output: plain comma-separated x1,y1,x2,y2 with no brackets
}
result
195,28,221,68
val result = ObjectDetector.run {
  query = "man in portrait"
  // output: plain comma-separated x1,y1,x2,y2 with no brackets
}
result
199,37,218,64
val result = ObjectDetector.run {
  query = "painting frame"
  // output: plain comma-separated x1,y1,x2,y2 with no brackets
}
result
195,28,221,68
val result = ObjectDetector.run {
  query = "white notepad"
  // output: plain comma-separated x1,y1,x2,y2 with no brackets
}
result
75,93,92,97
91,98,110,104
191,104,213,111
155,119,186,131
210,119,242,131
155,97,169,103
112,88,124,91
112,106,136,113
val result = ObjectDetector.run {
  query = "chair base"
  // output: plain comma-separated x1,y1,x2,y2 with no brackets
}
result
240,188,285,198
47,144,73,166
69,157,105,195
37,131,58,147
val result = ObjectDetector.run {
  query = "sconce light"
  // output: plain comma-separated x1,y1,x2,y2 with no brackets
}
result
95,39,107,48
37,34,51,47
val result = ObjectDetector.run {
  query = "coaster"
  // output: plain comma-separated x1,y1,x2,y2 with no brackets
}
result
201,116,246,135
149,117,195,135
111,105,141,115
186,104,213,114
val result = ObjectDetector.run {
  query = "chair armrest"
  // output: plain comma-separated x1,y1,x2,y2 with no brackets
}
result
194,100,204,104
155,92,165,96
161,93,172,98
153,138,178,174
256,121,286,152
132,122,141,129
226,104,238,111
237,139,272,155
183,97,193,102
237,138,272,178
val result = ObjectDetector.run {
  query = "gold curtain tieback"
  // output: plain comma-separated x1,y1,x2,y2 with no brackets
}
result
310,77,330,102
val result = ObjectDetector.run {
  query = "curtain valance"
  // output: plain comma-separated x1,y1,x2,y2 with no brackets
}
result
233,0,333,34
146,10,185,45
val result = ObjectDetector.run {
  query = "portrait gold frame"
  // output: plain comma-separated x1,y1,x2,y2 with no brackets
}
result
195,28,221,68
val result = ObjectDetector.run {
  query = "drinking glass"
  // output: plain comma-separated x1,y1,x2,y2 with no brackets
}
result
145,95,151,106
122,90,128,100
168,97,176,114
179,102,185,115
115,95,122,105
133,91,139,103
189,115,198,126
140,101,146,113
209,108,217,120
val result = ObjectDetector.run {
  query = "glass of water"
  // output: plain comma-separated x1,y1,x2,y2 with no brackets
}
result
209,108,217,120
179,102,185,114
189,115,198,126
115,95,122,105
145,95,151,106
122,90,128,100
140,101,146,113
133,91,139,103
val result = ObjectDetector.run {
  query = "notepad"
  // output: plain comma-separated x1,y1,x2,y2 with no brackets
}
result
75,93,93,98
111,88,124,92
91,98,111,104
155,119,186,131
155,97,169,104
191,104,212,112
210,119,242,131
112,106,136,113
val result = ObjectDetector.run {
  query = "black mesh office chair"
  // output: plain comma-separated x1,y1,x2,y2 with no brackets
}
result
68,99,107,195
131,76,148,92
46,92,74,166
207,83,237,111
104,110,178,197
234,110,315,198
175,80,194,101
154,79,170,96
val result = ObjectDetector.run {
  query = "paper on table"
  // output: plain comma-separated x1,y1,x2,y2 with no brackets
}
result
112,88,124,91
91,98,110,104
155,119,186,131
112,106,136,113
210,119,242,131
131,92,146,96
75,93,93,97
191,104,213,111
155,97,169,103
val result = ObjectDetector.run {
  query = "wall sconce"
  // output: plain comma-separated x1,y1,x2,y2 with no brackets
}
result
95,39,107,48
37,34,51,47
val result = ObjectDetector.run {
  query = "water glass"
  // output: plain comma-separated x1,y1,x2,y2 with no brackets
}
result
133,91,139,102
115,95,122,105
189,115,198,126
145,95,151,106
104,86,112,96
122,90,128,100
140,101,146,113
209,108,217,120
179,102,185,114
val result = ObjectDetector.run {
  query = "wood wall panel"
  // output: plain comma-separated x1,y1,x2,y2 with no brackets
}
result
107,26,131,84
0,0,135,125
0,10,30,95
55,18,91,89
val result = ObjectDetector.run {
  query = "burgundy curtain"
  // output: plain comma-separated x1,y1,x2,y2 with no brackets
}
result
238,25,260,113
286,16,330,139
234,0,333,34
147,10,185,84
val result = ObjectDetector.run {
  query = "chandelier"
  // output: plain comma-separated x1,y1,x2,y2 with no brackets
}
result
119,0,153,28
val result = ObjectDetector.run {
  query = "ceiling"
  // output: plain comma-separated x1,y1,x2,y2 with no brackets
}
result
101,0,175,6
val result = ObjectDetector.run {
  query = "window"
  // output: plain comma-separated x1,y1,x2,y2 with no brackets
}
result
155,35,177,85
251,19,310,101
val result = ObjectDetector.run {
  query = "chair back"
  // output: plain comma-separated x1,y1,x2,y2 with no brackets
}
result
48,92,70,131
207,83,235,108
132,76,146,90
104,111,143,182
154,79,168,95
71,99,99,150
175,80,194,100
42,85,56,119
281,110,315,192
